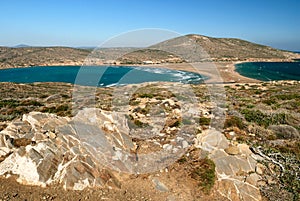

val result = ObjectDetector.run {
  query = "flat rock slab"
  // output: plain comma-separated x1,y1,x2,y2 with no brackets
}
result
195,129,262,201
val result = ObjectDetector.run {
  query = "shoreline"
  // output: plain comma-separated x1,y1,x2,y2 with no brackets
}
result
0,58,299,84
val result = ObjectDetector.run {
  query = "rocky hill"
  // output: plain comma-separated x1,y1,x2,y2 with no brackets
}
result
117,34,299,64
150,34,298,62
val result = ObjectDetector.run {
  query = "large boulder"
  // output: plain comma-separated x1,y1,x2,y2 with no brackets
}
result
268,124,300,139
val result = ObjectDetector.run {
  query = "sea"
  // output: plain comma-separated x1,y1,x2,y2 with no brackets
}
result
235,61,300,81
0,66,206,87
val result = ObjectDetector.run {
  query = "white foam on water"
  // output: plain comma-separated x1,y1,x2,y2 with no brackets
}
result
135,67,168,74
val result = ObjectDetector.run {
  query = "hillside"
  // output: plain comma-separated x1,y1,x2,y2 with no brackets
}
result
0,47,90,68
148,34,299,62
0,34,299,68
111,34,300,64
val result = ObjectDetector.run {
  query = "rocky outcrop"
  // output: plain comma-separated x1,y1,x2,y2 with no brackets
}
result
195,129,263,201
0,111,119,190
0,108,265,200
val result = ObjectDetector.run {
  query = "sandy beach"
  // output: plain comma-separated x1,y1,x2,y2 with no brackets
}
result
142,61,260,83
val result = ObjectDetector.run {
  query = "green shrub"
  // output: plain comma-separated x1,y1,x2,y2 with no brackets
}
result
40,104,70,116
254,90,262,94
275,94,300,100
199,117,211,126
20,100,44,106
177,156,187,164
262,98,277,105
0,99,20,108
133,119,149,128
169,120,181,127
246,104,255,109
241,109,288,127
182,118,192,125
0,114,16,121
224,116,244,129
139,93,154,98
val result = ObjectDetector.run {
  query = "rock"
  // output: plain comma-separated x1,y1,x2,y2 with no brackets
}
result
44,94,61,102
47,131,56,139
216,179,261,201
229,131,235,136
237,144,253,156
255,163,264,175
194,129,229,151
162,144,172,151
182,141,189,149
224,145,240,155
152,178,169,192
266,175,277,185
246,173,261,186
268,124,300,139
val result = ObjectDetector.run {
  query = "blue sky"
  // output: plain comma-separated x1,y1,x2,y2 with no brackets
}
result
0,0,299,50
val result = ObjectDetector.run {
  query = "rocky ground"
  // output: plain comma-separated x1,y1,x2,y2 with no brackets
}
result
0,81,299,201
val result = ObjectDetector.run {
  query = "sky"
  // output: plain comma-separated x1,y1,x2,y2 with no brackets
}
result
0,0,299,51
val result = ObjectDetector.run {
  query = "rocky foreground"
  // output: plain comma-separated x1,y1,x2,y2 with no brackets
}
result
0,81,299,200
0,108,261,200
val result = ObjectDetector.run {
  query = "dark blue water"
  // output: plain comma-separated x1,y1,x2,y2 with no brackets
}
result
0,66,206,87
235,62,300,81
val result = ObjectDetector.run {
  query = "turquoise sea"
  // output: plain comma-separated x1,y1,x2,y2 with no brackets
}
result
235,62,300,81
0,66,206,87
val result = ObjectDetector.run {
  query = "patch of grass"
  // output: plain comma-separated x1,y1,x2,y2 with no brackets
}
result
190,158,216,193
